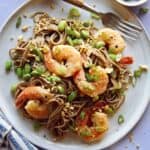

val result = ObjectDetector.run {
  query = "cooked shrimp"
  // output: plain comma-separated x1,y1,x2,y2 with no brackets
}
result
15,86,53,109
25,100,49,119
98,28,126,54
76,109,109,143
44,45,82,77
74,66,109,97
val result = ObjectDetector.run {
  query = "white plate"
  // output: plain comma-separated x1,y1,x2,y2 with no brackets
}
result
0,0,150,150
116,0,148,7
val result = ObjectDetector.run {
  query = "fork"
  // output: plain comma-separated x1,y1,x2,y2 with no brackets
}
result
63,0,143,40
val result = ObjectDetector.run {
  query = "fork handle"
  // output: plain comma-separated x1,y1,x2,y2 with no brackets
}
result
63,0,104,16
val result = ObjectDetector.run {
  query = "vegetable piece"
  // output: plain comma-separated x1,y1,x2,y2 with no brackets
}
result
68,91,77,102
81,30,89,39
109,54,117,61
33,121,42,131
35,66,45,74
80,130,92,137
47,75,61,83
58,20,67,32
104,105,114,116
83,20,93,27
16,67,23,78
119,56,133,65
91,13,100,20
139,7,149,15
11,84,17,95
57,86,65,94
16,16,22,28
5,61,12,72
72,30,81,38
85,73,99,82
69,7,80,18
31,70,41,77
65,26,73,35
134,70,142,78
94,41,105,49
80,111,85,120
33,48,44,62
66,36,73,46
24,64,31,74
23,73,31,81
118,115,124,125
72,39,83,45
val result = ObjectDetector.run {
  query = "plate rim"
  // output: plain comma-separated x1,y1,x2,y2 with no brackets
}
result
0,0,150,149
115,0,148,7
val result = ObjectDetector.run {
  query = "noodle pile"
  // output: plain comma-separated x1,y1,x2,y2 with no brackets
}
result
9,12,132,140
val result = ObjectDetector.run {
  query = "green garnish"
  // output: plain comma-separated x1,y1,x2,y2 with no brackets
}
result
33,121,42,131
95,126,107,132
104,105,114,116
11,84,17,95
69,7,80,18
85,73,99,82
91,13,100,20
134,66,147,79
108,48,116,54
80,129,92,137
80,111,85,120
16,16,22,28
5,61,12,72
81,81,95,91
139,7,149,15
57,86,65,94
118,115,124,125
68,91,77,102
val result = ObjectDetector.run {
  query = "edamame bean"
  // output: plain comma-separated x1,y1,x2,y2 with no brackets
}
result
68,91,77,102
81,30,89,39
73,39,83,45
23,73,31,81
57,86,65,94
94,41,105,49
109,54,117,61
47,76,61,83
5,61,12,72
24,64,31,74
72,30,80,38
69,7,80,18
58,20,67,32
66,36,73,46
83,20,93,27
65,26,72,35
31,70,41,77
11,84,17,95
16,67,23,78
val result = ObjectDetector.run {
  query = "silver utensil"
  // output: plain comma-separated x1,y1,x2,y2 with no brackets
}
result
63,0,143,40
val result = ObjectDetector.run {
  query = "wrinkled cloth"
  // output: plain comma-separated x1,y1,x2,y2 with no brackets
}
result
0,111,38,150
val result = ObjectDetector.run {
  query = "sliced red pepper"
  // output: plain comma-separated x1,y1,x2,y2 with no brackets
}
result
119,56,134,65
